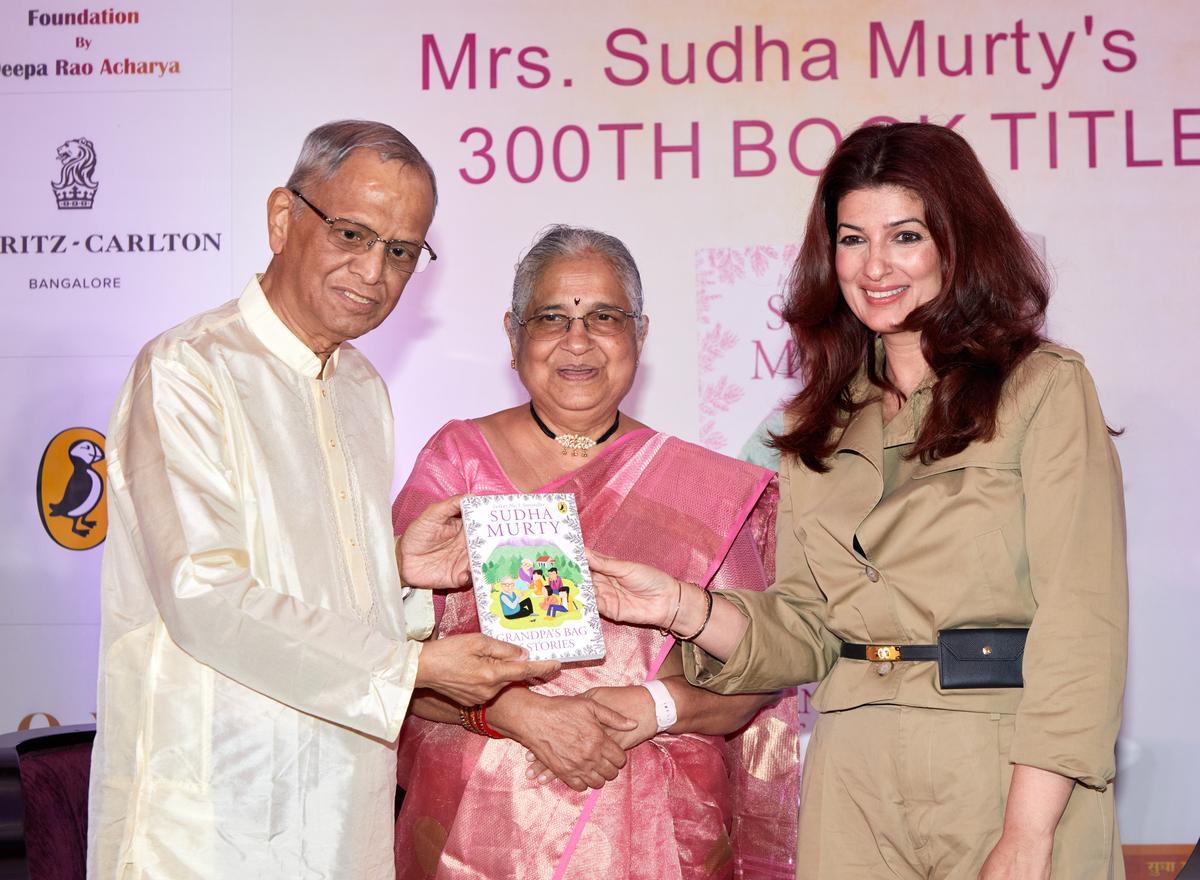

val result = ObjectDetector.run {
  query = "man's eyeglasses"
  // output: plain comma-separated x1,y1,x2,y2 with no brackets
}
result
514,307,640,340
290,189,437,274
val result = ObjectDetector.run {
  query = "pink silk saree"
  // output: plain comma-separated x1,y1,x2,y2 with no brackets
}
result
392,421,800,880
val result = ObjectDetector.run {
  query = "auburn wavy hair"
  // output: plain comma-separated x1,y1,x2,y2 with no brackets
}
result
774,122,1050,471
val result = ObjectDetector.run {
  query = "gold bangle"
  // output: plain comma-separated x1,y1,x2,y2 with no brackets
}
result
459,704,485,736
657,578,683,636
676,588,714,642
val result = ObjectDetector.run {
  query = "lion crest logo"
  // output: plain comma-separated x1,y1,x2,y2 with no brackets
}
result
51,137,99,210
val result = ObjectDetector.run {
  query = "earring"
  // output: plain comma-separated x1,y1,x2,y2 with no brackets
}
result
510,358,517,370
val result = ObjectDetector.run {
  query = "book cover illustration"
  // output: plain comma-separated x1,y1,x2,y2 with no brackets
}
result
460,493,606,663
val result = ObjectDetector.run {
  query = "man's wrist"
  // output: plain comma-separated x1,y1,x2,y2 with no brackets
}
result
412,637,438,689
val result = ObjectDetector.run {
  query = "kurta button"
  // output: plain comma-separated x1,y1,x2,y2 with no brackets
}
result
329,439,336,448
864,565,880,582
875,661,893,675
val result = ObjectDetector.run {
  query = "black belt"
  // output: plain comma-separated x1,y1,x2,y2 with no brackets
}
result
840,642,939,662
840,630,1028,689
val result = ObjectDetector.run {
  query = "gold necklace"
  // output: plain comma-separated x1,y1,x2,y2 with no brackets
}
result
529,402,619,457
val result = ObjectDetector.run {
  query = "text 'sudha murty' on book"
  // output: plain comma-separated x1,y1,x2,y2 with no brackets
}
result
460,493,606,663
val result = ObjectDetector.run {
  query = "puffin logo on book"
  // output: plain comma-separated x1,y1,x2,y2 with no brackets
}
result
51,137,99,210
37,427,108,550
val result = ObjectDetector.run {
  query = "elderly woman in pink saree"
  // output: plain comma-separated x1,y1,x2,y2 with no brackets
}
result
392,225,800,880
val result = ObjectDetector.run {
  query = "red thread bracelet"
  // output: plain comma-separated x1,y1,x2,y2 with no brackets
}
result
478,705,504,739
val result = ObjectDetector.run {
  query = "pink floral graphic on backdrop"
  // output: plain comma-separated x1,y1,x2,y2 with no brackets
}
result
695,245,800,454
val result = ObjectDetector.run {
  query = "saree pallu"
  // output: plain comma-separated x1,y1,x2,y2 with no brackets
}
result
392,421,800,880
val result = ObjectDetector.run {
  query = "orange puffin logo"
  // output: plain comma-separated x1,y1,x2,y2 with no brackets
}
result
37,427,107,551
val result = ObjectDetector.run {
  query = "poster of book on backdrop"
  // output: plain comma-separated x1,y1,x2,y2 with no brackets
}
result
461,493,605,662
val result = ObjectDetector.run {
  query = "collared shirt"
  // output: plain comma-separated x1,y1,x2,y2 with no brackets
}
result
880,368,934,497
88,277,422,879
686,345,1127,790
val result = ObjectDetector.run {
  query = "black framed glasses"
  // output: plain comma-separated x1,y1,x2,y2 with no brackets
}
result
514,307,640,340
290,189,437,274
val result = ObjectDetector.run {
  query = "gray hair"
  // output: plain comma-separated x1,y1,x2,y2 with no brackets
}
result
511,225,644,329
285,119,438,207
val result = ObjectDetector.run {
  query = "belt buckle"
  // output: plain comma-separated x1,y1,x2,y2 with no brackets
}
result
866,645,901,662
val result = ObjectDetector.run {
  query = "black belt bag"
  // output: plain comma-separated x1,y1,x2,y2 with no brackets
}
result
840,628,1028,689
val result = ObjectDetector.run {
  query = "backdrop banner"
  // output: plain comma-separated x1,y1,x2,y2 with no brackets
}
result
1,0,1195,853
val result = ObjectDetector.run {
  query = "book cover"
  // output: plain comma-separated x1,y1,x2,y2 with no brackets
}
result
460,493,606,663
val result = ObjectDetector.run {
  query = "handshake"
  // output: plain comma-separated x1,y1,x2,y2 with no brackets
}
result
399,496,664,793
415,632,656,793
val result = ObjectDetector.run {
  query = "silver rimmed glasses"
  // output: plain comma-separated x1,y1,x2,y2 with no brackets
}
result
290,189,437,274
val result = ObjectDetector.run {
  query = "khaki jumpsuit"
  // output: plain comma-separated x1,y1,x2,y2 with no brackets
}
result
686,345,1127,879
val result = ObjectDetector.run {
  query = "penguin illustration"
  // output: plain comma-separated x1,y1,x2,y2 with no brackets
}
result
48,439,105,536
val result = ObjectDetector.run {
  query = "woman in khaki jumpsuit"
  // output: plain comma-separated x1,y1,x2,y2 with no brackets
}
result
589,123,1127,880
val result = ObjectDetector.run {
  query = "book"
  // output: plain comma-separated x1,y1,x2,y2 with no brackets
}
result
460,493,606,663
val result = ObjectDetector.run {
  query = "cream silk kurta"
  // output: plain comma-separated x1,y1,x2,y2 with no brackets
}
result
87,277,425,880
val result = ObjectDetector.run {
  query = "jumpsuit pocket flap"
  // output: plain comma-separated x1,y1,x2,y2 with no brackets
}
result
937,628,1027,689
911,457,1019,479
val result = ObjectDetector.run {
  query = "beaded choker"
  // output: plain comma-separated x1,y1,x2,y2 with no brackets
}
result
529,403,619,457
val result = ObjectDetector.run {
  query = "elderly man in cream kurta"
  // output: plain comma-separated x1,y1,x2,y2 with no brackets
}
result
87,121,557,880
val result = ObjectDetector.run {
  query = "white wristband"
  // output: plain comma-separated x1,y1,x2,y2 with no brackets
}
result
641,680,677,734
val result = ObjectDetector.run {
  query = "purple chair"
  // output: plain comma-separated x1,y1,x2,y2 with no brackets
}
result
0,725,95,880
